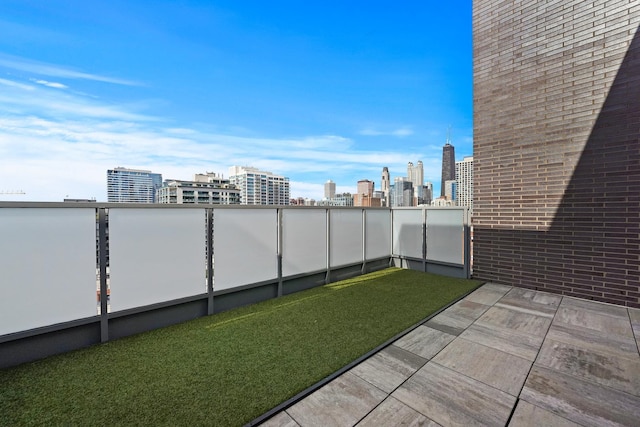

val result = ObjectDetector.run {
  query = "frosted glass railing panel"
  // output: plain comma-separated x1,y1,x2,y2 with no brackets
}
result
0,208,97,336
282,209,327,277
330,209,363,267
426,209,464,264
365,209,391,260
392,209,423,258
109,209,207,312
213,209,278,291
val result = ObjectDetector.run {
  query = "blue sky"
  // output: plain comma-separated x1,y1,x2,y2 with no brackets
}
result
0,0,472,201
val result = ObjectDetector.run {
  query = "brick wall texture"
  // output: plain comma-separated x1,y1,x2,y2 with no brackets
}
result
473,0,640,307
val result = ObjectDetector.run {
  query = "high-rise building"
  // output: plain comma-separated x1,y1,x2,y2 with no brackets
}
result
391,177,413,207
354,179,376,207
228,166,290,205
408,161,425,204
107,167,162,203
445,180,457,201
324,180,336,199
381,167,390,207
455,156,473,214
356,179,374,197
422,182,433,205
441,142,455,197
157,173,240,205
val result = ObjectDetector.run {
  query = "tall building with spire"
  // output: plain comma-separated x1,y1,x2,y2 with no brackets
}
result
441,139,456,197
381,167,390,207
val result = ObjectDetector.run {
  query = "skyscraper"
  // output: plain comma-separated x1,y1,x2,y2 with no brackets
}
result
455,156,473,214
354,179,378,207
356,179,374,197
391,177,413,207
381,167,390,207
441,142,455,197
324,180,336,199
407,160,424,204
228,166,290,205
107,167,162,203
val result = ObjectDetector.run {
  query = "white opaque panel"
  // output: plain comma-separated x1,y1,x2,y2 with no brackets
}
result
282,209,327,277
366,210,392,260
213,209,277,291
330,209,363,267
426,209,464,264
392,209,423,258
109,209,206,312
0,208,97,336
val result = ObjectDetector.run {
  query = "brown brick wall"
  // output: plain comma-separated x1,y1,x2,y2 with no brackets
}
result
473,0,640,307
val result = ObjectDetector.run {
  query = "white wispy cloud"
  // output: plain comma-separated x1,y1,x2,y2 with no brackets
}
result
358,126,414,137
32,79,68,89
0,53,140,86
0,72,443,201
0,78,35,91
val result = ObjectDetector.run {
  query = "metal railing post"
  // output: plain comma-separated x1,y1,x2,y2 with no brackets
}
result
98,207,109,343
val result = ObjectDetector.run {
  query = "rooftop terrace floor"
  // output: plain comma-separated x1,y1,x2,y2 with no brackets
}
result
262,283,640,426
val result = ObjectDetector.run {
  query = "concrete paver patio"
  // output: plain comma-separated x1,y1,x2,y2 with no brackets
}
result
261,283,640,427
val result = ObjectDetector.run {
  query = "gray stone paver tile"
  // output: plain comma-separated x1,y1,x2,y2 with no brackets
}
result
521,365,640,427
546,321,639,360
465,285,511,306
496,287,562,317
475,305,552,337
554,305,635,342
432,337,532,396
479,282,513,294
425,299,491,334
562,297,630,319
356,396,441,427
423,318,464,336
350,345,427,393
393,326,456,360
508,400,582,427
262,411,300,427
286,372,387,427
536,337,640,397
445,299,492,321
392,362,516,427
460,322,544,361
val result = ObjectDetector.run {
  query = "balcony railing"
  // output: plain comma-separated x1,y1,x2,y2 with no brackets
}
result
0,202,470,369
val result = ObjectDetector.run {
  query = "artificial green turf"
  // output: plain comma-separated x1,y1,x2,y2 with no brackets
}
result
0,268,480,426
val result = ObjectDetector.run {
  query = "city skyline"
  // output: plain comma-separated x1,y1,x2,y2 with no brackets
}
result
0,1,472,201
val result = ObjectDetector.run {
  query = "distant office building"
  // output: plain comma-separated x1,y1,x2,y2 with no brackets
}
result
432,197,455,207
157,173,240,205
455,156,473,214
391,177,413,207
408,161,425,203
381,167,390,207
354,193,382,207
354,179,375,206
441,142,455,197
107,167,162,203
445,180,457,201
317,193,354,206
324,180,336,199
357,180,374,197
421,182,434,205
229,166,290,205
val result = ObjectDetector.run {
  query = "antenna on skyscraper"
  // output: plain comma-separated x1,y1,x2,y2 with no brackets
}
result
447,125,452,144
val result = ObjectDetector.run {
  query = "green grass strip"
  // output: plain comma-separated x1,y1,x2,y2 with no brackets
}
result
0,268,480,426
